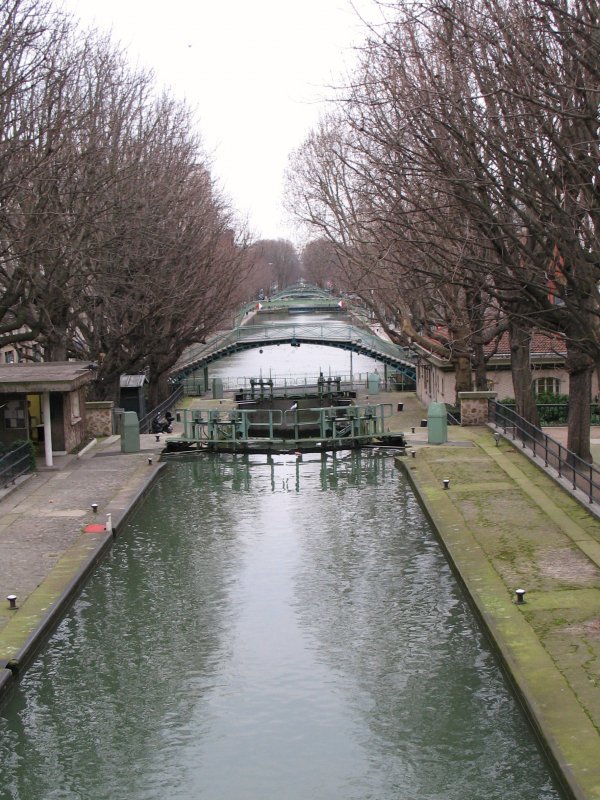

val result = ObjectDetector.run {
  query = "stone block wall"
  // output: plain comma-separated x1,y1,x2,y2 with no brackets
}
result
86,401,114,437
458,391,497,425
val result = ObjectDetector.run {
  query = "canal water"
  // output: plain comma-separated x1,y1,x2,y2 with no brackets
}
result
0,321,566,799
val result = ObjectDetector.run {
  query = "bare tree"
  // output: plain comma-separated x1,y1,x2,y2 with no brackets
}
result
287,0,600,457
245,239,301,297
0,3,250,404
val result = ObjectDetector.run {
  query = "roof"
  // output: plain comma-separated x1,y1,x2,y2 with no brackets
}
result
0,362,96,393
484,331,567,358
413,328,567,370
120,374,148,388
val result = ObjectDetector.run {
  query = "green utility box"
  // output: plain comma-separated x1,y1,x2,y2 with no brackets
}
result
212,377,223,399
427,402,448,444
367,372,380,394
120,411,140,453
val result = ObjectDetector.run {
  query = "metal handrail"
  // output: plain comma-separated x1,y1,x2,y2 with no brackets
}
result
172,322,416,380
176,403,392,445
0,442,34,489
139,385,184,433
489,400,600,504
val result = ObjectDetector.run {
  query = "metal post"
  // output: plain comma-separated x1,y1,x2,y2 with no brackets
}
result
350,346,353,388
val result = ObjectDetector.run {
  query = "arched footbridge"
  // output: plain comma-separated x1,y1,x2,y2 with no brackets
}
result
171,322,416,384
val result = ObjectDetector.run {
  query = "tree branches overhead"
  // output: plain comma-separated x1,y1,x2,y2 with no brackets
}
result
287,0,600,457
0,0,248,401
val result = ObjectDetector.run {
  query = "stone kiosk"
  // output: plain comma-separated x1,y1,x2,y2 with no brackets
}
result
0,362,96,467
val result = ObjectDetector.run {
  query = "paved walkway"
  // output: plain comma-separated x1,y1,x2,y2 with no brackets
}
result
1,392,600,798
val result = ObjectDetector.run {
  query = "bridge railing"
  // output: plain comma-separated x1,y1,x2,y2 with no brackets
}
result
173,323,416,380
180,371,415,396
175,403,393,445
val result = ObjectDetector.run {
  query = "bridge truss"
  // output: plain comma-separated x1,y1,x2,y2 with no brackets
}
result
171,322,416,385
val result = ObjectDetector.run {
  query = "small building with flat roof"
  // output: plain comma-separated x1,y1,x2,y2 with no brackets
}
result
119,374,148,419
0,362,96,467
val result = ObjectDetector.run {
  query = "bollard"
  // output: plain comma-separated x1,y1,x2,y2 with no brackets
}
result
443,478,450,489
411,449,416,458
155,434,160,442
494,432,501,446
515,589,526,604
411,427,415,434
106,513,112,533
7,594,17,610
148,456,153,465
91,503,98,514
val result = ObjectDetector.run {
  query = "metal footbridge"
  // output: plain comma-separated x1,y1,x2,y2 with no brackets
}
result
171,321,416,384
234,283,352,322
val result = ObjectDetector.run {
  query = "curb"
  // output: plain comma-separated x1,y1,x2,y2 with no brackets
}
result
0,461,167,705
398,453,596,800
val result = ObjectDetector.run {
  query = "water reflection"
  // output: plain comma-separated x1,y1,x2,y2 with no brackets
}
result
0,454,565,800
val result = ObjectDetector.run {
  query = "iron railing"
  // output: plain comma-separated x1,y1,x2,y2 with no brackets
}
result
172,322,416,381
138,385,184,433
489,400,600,504
493,402,600,426
180,371,414,396
0,442,34,489
176,403,393,447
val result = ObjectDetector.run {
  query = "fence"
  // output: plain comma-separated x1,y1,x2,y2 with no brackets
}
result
181,371,413,396
177,402,392,446
0,442,34,489
138,385,184,433
489,400,600,504
496,402,600,426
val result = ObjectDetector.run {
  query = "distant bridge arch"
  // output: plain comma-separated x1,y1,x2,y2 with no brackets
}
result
171,321,416,384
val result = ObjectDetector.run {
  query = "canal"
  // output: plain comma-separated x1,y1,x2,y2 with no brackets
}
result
0,319,566,799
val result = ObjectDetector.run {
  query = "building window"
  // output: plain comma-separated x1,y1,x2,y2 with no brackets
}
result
4,350,15,363
534,377,561,396
3,399,26,428
70,390,81,423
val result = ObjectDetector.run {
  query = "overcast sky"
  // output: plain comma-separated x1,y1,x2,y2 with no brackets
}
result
59,0,383,246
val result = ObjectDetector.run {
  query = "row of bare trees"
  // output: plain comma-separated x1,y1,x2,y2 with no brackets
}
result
1,0,249,404
287,0,600,460
243,239,302,299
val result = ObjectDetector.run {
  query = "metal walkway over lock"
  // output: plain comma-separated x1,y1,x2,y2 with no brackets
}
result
171,321,416,385
169,402,400,454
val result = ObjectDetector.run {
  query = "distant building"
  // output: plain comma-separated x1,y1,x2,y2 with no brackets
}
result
415,331,585,406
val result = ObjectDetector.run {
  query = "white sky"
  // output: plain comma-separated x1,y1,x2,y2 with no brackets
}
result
59,0,383,246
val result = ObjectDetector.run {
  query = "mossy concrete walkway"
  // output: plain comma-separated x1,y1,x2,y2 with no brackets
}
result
403,423,600,800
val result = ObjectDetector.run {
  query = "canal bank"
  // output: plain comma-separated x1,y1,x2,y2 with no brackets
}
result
399,421,600,800
0,433,168,701
1,393,600,797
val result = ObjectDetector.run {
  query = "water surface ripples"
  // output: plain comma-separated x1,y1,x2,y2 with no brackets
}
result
0,452,565,799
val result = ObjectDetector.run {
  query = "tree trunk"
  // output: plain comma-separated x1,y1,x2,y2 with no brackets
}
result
148,372,171,408
453,354,473,402
45,341,68,361
509,319,540,427
472,339,488,391
566,346,593,463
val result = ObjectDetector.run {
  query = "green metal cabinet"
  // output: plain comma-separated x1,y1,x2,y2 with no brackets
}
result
427,402,448,444
120,411,140,453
